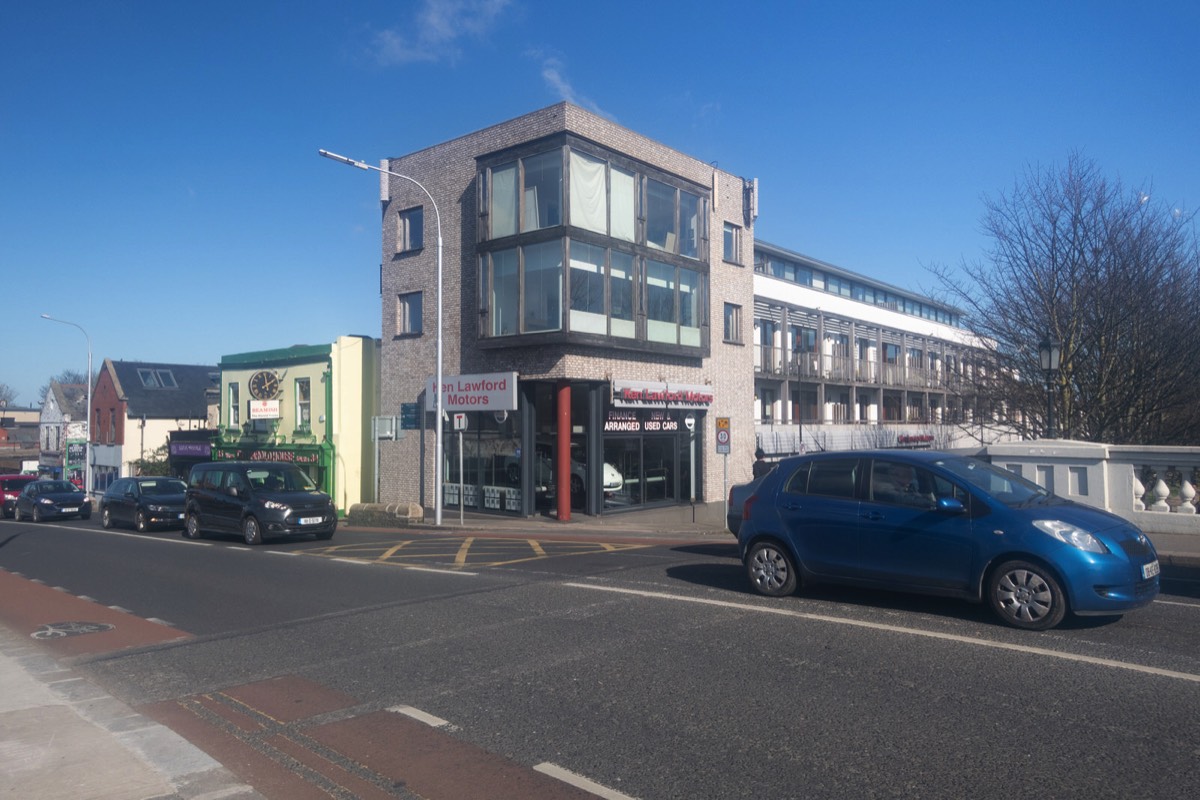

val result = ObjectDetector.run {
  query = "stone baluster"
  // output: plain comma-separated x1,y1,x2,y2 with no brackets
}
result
1133,475,1145,511
1150,477,1171,512
1177,478,1197,514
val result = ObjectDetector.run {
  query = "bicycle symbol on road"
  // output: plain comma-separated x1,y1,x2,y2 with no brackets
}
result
31,621,115,639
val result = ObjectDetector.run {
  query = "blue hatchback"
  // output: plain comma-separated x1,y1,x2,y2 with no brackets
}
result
736,451,1160,630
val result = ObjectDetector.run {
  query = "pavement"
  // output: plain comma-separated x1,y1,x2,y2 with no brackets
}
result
0,511,1196,800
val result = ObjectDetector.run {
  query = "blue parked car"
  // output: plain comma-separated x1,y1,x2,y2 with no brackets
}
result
736,451,1160,630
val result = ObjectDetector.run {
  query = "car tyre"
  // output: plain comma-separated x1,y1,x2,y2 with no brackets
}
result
13,506,23,522
746,540,799,597
79,508,90,520
242,516,263,546
101,507,114,529
183,512,204,540
31,506,42,523
988,560,1067,631
135,510,148,532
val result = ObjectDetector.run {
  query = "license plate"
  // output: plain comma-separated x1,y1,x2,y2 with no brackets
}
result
62,507,79,513
299,516,322,525
1142,560,1160,579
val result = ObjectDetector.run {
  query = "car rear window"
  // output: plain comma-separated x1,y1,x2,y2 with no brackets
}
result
2,477,35,490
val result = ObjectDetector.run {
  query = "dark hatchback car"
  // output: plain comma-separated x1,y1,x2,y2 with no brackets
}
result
185,461,336,545
2,474,38,518
736,450,1160,631
12,479,93,522
100,476,188,531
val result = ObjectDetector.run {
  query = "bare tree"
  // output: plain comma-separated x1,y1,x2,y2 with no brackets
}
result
932,153,1200,445
37,369,90,403
0,383,16,406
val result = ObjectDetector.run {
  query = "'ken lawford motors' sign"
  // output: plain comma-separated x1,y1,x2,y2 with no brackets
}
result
424,372,518,412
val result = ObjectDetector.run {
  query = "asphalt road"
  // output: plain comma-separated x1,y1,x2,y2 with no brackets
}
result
1,517,1198,799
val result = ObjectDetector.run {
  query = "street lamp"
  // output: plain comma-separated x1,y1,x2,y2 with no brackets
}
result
41,314,92,497
318,149,445,526
1038,335,1061,439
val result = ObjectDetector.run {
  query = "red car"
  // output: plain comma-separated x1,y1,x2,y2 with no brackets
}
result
1,474,37,518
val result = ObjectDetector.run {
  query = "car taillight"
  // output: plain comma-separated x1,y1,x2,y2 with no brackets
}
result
742,494,758,520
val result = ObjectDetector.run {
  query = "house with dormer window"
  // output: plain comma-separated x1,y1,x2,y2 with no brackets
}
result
38,382,88,485
89,359,219,494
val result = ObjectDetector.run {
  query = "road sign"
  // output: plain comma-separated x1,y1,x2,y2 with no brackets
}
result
453,412,468,431
715,417,731,454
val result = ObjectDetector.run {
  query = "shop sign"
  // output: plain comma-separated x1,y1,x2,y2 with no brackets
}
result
170,441,212,457
611,380,714,409
214,447,320,464
604,410,683,433
424,372,518,412
249,400,281,419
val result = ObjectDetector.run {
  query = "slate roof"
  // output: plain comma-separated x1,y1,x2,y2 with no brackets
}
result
49,382,88,420
104,360,218,419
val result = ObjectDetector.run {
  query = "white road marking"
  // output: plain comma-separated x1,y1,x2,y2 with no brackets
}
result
387,705,451,728
563,582,1200,684
534,762,640,800
401,565,479,576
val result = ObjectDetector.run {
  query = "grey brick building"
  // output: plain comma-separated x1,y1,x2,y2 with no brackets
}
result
374,102,756,520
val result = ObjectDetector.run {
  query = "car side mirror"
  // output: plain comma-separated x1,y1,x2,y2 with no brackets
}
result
936,497,966,515
228,487,239,498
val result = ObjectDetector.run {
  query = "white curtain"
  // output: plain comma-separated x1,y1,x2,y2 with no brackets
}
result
491,164,517,237
570,151,607,234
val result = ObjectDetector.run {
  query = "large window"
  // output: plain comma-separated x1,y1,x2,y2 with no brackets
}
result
569,151,636,241
480,144,709,353
723,222,741,264
523,240,562,332
724,303,743,343
487,152,562,239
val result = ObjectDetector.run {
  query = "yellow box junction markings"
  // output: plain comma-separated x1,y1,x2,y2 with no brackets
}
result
306,537,651,569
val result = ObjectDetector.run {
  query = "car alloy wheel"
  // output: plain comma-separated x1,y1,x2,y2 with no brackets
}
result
135,510,148,532
746,541,799,597
183,512,203,540
101,507,113,529
31,506,42,523
242,516,263,546
989,560,1067,631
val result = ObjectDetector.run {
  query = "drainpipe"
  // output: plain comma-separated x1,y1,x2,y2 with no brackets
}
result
324,362,334,500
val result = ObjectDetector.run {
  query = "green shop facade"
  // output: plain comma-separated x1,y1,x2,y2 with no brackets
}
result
212,337,380,516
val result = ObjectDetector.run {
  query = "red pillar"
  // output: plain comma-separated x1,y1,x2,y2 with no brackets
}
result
556,382,571,521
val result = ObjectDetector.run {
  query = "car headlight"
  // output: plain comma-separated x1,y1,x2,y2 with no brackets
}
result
38,497,54,505
146,504,167,513
263,500,291,512
1033,520,1109,554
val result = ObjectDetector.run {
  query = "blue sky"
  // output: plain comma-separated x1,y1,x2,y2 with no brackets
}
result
2,0,1197,407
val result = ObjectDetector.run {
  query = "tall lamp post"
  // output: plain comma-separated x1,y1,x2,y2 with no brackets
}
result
41,314,92,497
318,149,445,526
1038,336,1061,440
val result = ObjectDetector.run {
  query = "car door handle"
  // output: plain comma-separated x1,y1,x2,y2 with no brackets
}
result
861,511,885,521
781,501,803,511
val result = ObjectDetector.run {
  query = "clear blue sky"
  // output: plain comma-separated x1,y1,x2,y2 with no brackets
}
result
3,0,1196,407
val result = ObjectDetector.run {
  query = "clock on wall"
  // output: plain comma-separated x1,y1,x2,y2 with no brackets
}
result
248,369,281,400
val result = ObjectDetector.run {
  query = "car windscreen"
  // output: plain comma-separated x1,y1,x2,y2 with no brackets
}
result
932,457,1048,505
43,481,77,493
247,468,316,492
140,479,187,495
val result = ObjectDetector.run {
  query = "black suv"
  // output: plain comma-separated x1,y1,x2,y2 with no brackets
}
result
184,461,336,545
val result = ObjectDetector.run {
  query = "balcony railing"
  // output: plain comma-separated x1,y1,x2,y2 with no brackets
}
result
753,347,988,395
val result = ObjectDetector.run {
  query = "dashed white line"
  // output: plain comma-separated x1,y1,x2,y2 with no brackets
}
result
387,704,452,728
534,762,640,800
563,582,1200,684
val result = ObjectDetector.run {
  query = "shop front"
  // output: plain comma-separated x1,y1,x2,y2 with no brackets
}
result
435,376,711,518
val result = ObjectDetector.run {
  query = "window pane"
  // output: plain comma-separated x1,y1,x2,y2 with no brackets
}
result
491,249,519,336
399,206,424,251
723,222,738,262
610,250,635,338
491,162,517,238
296,379,311,427
724,303,741,342
569,151,607,234
522,151,562,232
569,240,606,334
523,240,562,332
680,267,701,346
398,291,423,334
645,179,676,251
646,259,676,343
610,167,636,242
679,190,701,259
